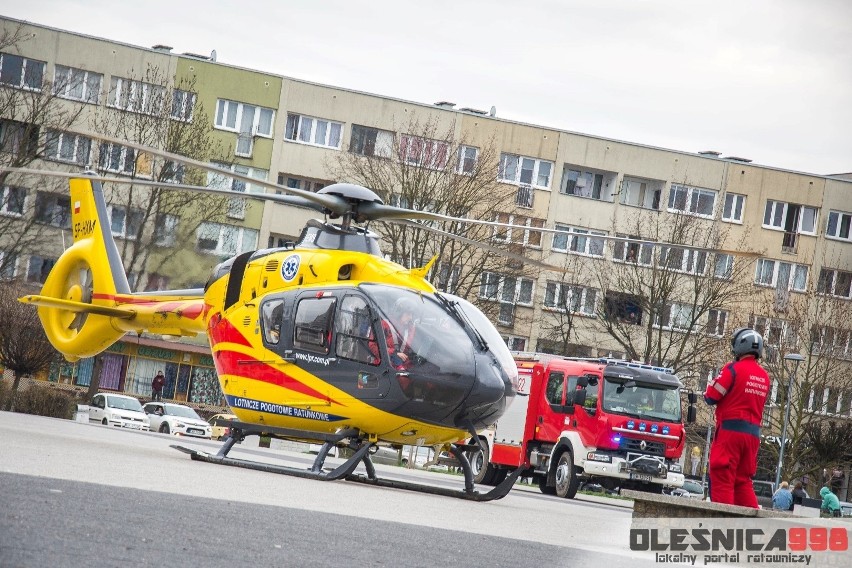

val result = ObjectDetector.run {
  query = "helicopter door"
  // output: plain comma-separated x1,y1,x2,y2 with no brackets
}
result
331,294,389,400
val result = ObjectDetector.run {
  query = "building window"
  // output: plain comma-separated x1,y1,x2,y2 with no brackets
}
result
722,193,746,223
53,64,102,103
825,210,851,242
285,113,342,149
196,222,258,256
26,255,56,284
619,177,663,210
658,246,707,275
458,145,479,175
171,89,196,122
45,129,91,165
551,223,606,257
668,184,717,217
707,309,728,337
654,302,694,331
543,282,598,316
215,99,275,144
504,335,527,351
433,262,461,293
0,250,18,280
107,205,144,240
763,200,818,235
604,292,642,325
0,52,45,90
349,125,393,158
612,235,654,266
479,272,534,325
560,167,614,201
209,162,268,219
498,153,553,189
108,76,166,115
754,259,809,292
97,142,152,176
750,315,797,349
0,120,39,157
810,326,851,360
154,214,178,247
0,185,26,216
398,134,449,169
713,253,734,280
817,268,852,300
276,173,326,193
34,192,70,228
493,213,544,248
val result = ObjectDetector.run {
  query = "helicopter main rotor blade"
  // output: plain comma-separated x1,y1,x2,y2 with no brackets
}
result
360,202,762,258
390,219,572,274
0,167,329,214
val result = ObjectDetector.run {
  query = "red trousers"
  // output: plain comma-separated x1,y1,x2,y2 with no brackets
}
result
709,427,759,508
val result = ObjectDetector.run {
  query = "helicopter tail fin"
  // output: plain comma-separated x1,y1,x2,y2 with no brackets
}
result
21,177,132,361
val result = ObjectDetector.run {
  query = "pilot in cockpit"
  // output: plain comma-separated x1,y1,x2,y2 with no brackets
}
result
383,298,418,370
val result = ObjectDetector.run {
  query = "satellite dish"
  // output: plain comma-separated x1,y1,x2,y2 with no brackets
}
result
210,49,217,62
489,106,497,117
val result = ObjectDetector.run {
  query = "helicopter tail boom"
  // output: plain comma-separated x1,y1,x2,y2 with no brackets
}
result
20,177,206,361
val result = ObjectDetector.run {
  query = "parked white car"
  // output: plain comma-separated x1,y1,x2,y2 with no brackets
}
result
143,402,212,439
89,393,150,431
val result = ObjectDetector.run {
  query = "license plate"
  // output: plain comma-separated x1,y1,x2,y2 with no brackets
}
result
630,473,653,482
188,428,203,435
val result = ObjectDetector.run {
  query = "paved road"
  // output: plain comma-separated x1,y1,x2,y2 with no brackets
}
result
0,412,657,567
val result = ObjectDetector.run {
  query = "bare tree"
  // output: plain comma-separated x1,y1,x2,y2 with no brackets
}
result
89,65,234,290
0,22,85,277
588,209,757,376
0,280,61,410
750,265,852,488
326,116,537,322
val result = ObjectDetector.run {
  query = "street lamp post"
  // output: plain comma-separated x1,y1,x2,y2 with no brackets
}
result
775,353,805,491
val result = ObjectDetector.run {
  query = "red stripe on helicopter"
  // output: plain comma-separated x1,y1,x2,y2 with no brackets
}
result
207,316,252,348
91,294,205,320
214,349,343,406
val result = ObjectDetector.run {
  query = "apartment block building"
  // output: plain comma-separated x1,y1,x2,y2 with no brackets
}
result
2,17,851,444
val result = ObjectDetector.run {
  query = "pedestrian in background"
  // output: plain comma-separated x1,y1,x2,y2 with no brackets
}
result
773,481,793,511
151,371,165,401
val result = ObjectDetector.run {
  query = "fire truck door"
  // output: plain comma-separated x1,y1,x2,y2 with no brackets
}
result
538,371,577,441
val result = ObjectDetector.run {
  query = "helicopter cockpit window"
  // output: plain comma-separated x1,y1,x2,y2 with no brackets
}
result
293,297,336,354
261,299,284,344
334,295,379,365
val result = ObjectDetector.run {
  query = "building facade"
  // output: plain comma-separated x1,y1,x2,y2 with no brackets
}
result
1,17,850,456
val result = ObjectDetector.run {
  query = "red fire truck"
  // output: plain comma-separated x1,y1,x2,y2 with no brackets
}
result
466,353,697,498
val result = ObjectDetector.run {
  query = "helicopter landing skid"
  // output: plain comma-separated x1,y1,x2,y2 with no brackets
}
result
170,423,520,501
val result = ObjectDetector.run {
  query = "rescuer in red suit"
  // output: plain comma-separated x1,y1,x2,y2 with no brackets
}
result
704,328,771,508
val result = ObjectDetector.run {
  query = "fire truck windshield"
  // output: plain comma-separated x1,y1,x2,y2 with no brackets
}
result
601,378,681,422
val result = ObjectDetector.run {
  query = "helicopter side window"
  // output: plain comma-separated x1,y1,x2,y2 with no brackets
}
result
261,299,284,344
334,296,379,365
293,297,336,354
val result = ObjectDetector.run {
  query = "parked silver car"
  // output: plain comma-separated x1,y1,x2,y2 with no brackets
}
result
143,402,211,438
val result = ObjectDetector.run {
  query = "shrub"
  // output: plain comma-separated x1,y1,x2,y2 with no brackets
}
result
12,384,76,419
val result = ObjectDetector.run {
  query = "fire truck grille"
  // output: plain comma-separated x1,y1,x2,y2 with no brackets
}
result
620,437,665,456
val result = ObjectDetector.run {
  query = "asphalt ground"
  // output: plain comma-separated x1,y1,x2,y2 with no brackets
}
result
0,411,657,568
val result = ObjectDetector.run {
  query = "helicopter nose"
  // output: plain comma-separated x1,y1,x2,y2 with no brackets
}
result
455,358,513,431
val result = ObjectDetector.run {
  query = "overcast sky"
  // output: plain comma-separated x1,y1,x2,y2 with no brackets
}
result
6,0,851,176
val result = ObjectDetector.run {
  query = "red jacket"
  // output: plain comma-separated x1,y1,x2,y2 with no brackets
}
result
704,355,770,427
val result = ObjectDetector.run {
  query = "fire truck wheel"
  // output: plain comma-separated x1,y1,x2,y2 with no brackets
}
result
538,475,556,495
554,452,579,499
468,443,497,485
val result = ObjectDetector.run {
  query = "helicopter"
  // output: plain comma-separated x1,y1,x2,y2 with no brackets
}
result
7,136,761,501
